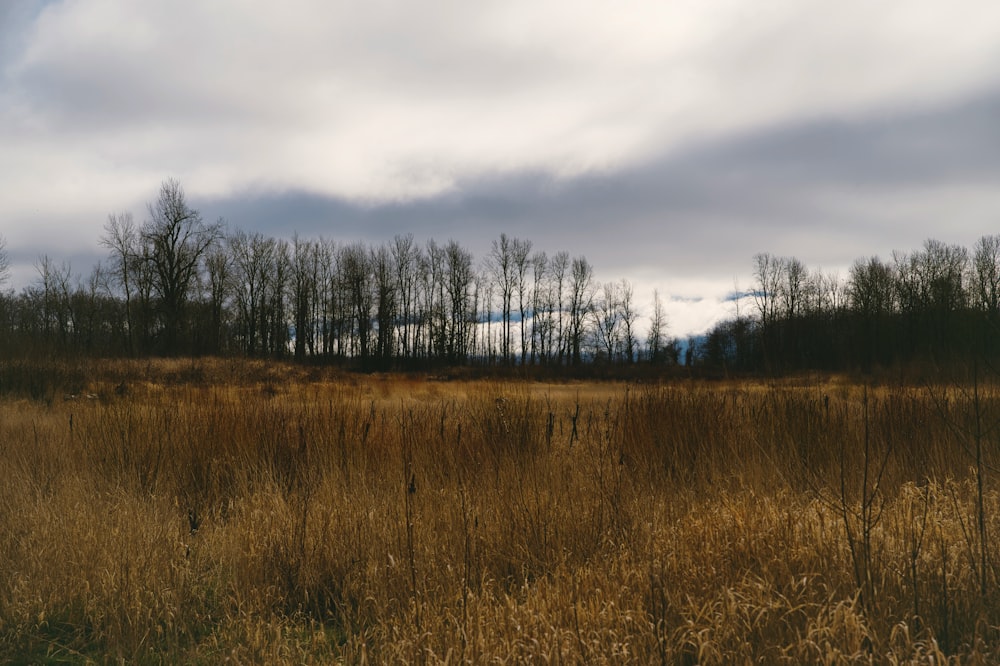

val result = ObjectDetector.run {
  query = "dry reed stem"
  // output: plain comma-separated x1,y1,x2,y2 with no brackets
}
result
1,360,999,662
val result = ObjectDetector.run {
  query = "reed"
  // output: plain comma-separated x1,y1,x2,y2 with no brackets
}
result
1,359,998,662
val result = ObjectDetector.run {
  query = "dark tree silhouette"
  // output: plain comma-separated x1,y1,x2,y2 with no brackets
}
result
567,256,595,365
101,212,140,355
488,234,515,363
142,179,223,354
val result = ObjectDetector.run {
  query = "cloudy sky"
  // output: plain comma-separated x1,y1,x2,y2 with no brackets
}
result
3,1,1000,335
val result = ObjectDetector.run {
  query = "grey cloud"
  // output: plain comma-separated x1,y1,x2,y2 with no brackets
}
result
0,2,49,63
11,47,262,133
6,246,103,293
4,3,570,138
669,295,705,304
202,86,1000,280
7,1,1000,338
9,73,994,302
688,91,1000,188
723,290,759,303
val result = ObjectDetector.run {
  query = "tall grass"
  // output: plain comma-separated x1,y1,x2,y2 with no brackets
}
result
1,360,999,662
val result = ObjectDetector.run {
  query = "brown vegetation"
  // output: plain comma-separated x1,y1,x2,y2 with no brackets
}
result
2,359,999,663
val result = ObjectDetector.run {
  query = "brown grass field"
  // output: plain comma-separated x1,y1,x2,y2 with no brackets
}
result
2,358,1000,663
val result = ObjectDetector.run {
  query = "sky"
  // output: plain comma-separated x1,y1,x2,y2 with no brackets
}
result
3,1,1000,336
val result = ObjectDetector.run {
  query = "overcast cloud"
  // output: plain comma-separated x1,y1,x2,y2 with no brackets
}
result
3,1,1000,335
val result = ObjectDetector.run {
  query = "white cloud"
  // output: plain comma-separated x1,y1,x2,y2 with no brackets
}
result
6,0,1000,204
2,0,1000,333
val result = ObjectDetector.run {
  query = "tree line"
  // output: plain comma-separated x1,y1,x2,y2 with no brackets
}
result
0,180,677,369
3,179,997,376
694,236,1000,373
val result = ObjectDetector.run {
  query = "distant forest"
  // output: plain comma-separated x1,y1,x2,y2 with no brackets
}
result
0,179,998,375
700,238,1000,375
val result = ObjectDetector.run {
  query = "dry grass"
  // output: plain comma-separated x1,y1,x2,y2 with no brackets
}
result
2,360,1000,663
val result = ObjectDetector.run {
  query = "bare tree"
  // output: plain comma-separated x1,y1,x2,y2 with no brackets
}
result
919,239,967,313
486,234,532,364
203,244,232,355
752,252,782,329
849,256,898,370
780,257,807,319
392,234,420,360
972,234,1000,315
512,237,532,365
35,255,74,347
646,289,669,364
422,239,446,359
230,230,275,355
892,250,918,315
619,278,638,363
75,262,109,352
142,179,223,353
549,251,569,364
488,234,516,364
444,240,475,362
341,242,374,363
567,256,595,365
480,270,496,363
893,240,968,354
529,251,548,364
101,212,140,354
815,270,846,315
752,252,784,367
290,235,314,360
471,270,486,360
267,239,291,356
371,243,396,365
593,280,622,361
313,238,338,357
849,257,896,316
